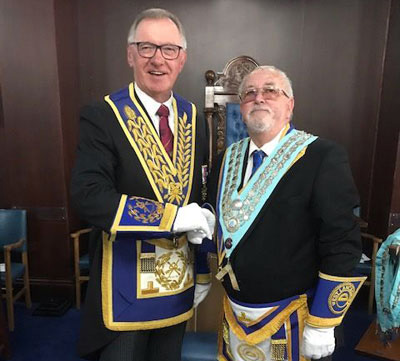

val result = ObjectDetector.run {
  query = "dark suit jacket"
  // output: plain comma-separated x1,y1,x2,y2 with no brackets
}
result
70,97,208,360
209,137,362,304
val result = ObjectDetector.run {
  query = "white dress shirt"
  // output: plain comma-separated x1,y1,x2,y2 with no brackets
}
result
134,83,175,135
243,127,286,186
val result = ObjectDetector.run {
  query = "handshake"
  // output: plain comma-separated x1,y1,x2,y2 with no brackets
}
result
172,203,215,244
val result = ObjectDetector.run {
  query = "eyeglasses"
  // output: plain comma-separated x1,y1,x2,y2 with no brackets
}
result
240,86,290,103
130,42,183,60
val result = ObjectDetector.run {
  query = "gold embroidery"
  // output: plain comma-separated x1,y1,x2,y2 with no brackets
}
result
128,198,163,224
155,251,187,290
168,182,183,200
237,343,266,361
237,312,252,326
328,282,356,315
223,319,234,359
124,105,136,119
271,339,287,361
140,253,156,273
124,105,192,204
142,281,159,294
175,113,191,202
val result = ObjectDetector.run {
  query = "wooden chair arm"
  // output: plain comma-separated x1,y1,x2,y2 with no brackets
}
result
3,238,25,252
70,228,92,240
361,232,383,244
356,217,368,229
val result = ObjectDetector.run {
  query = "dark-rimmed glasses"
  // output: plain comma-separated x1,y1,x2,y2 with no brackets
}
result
240,86,290,103
130,42,183,60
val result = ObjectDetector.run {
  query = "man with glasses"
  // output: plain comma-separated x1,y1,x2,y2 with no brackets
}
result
71,8,214,361
210,66,365,361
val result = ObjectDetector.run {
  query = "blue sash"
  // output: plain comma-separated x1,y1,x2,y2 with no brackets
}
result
217,129,317,259
375,228,400,342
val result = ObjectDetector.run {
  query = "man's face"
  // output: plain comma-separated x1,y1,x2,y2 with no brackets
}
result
240,69,294,135
127,18,187,103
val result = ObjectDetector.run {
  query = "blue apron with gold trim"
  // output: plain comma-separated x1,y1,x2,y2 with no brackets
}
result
219,294,310,361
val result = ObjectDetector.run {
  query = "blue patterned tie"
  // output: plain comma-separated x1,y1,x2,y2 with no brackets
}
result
251,150,266,177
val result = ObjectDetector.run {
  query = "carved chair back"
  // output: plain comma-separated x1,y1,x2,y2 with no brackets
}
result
204,56,259,168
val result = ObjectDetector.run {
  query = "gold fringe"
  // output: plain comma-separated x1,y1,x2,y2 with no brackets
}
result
223,295,308,345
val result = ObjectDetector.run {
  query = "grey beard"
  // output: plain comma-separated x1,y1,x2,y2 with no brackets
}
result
246,116,273,134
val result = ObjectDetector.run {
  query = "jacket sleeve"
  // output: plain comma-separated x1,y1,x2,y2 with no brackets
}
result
308,143,366,327
70,103,177,240
311,143,362,276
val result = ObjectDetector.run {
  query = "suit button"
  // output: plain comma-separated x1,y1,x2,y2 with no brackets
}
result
225,238,232,249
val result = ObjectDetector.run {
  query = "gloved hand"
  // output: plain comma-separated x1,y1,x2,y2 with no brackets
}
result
193,283,212,308
302,324,335,359
173,203,210,236
186,208,215,244
187,229,207,245
200,208,215,239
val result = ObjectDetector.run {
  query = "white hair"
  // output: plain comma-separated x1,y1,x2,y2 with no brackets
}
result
238,65,293,98
127,8,187,49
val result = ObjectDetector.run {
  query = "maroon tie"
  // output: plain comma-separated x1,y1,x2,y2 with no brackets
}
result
156,104,173,157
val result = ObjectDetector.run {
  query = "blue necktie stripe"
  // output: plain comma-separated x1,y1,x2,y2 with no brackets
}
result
251,150,266,177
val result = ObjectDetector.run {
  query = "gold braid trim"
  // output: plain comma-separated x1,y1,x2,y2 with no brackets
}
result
196,273,212,284
176,112,192,193
223,295,308,345
126,108,174,194
125,105,192,205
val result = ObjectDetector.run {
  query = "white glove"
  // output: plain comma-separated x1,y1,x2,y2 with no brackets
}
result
173,203,210,236
302,324,335,359
193,283,212,308
186,208,215,244
187,230,207,245
200,208,215,238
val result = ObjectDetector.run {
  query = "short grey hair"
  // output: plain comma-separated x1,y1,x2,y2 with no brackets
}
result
238,65,293,98
127,8,187,50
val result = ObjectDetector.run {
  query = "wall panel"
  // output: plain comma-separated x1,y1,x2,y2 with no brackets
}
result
0,0,398,305
77,0,391,223
0,0,80,299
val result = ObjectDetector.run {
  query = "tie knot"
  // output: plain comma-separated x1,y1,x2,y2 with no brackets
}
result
252,150,266,162
250,150,266,178
157,104,169,117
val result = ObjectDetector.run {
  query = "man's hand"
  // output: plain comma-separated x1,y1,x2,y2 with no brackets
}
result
187,230,206,245
173,204,215,244
302,324,335,359
200,208,215,239
193,283,212,308
186,208,215,244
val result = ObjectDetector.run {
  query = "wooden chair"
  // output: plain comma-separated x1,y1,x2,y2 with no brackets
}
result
0,298,11,359
204,55,259,168
355,232,383,314
70,228,91,309
0,209,31,331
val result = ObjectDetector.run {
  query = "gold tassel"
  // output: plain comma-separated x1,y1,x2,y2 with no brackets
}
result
271,339,287,361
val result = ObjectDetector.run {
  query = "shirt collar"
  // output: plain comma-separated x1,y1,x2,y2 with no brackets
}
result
134,83,173,119
248,126,286,157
